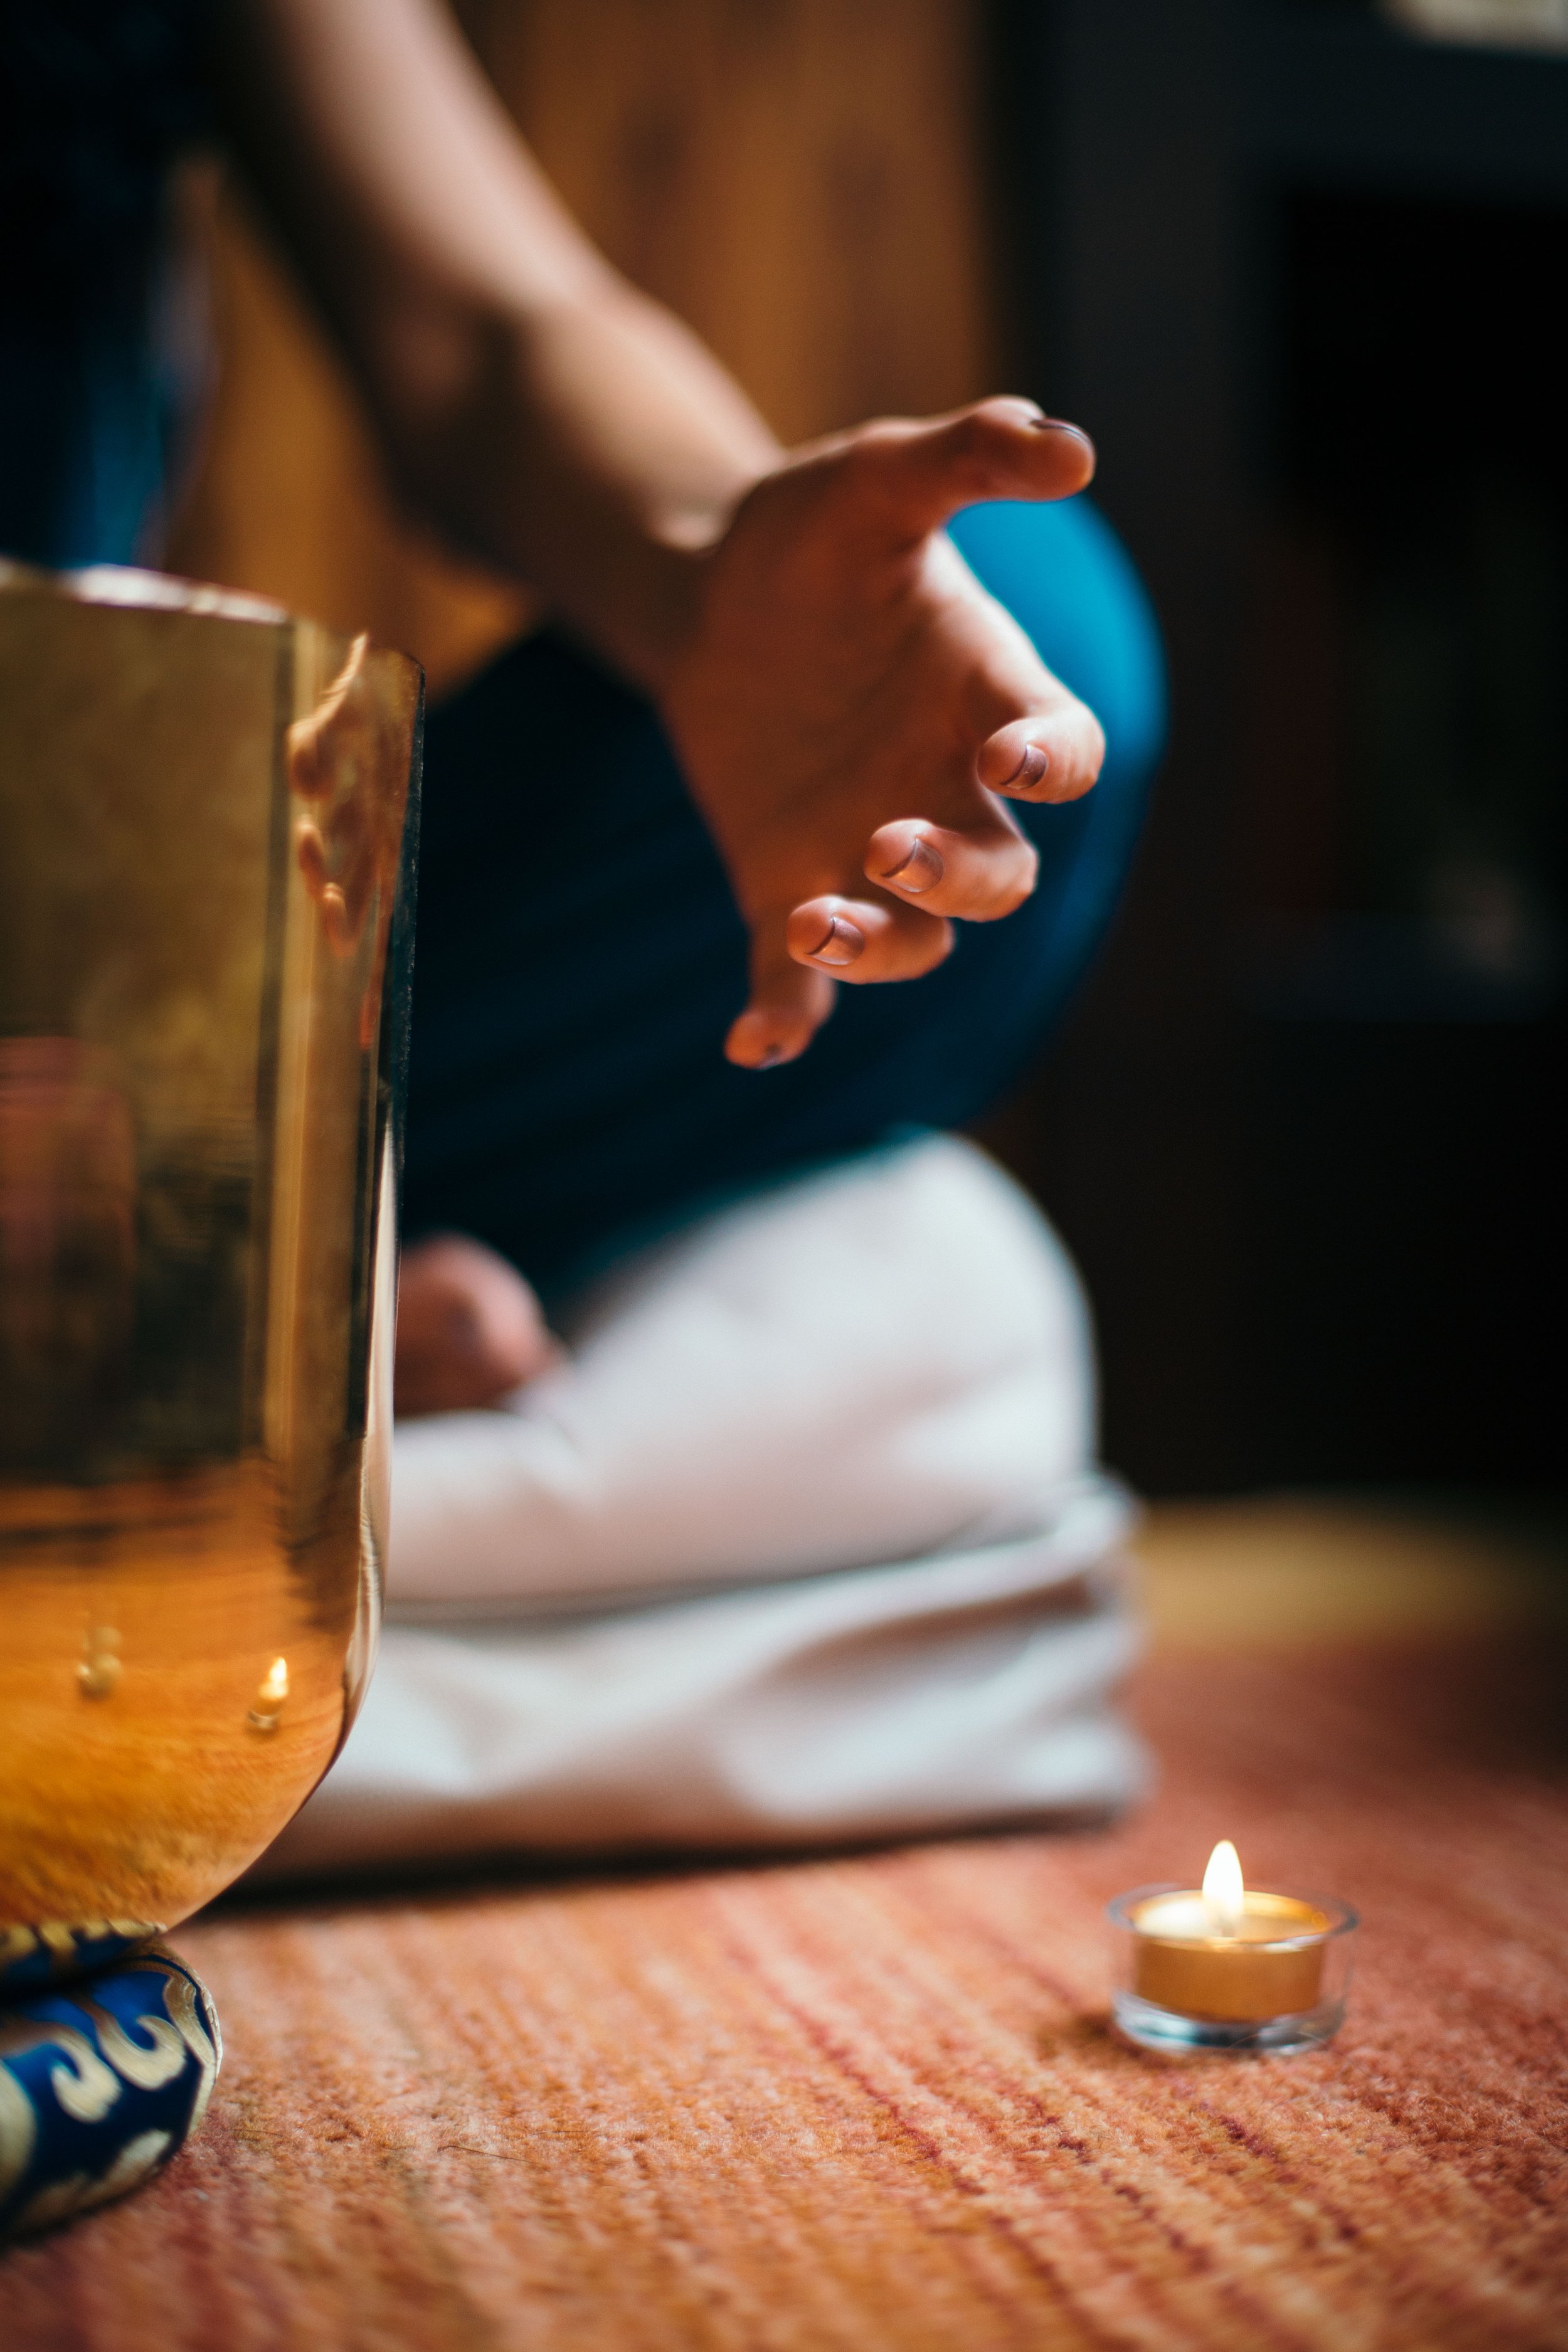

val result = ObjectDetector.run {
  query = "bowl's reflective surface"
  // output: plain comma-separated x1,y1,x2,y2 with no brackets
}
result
0,566,420,1966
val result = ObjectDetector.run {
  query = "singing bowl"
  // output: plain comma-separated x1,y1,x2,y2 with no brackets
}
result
0,563,421,1979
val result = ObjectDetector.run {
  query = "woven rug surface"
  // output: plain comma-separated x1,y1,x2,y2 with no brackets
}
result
3,1508,1566,2351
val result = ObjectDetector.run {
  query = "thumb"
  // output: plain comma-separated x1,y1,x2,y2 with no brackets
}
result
850,398,1095,538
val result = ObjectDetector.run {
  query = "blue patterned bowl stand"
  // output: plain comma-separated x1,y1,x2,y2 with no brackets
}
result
1,1945,220,2242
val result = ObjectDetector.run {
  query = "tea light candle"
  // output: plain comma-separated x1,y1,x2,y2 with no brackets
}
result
1108,1842,1357,2055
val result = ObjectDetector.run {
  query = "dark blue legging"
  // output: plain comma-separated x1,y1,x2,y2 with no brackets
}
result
403,495,1167,1300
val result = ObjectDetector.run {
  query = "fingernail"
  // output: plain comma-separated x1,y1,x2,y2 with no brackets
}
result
1030,418,1092,443
755,1044,786,1069
808,913,864,967
879,835,944,894
1000,744,1049,792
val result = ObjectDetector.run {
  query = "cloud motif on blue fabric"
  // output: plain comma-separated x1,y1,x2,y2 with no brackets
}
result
1,1946,219,2241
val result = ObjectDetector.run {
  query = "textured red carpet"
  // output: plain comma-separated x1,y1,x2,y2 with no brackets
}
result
3,1621,1566,2349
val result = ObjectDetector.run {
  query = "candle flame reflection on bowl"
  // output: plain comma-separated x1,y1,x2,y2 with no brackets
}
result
247,1656,290,1734
1202,1839,1245,1936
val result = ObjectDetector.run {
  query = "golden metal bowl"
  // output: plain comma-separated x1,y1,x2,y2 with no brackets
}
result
0,564,420,1976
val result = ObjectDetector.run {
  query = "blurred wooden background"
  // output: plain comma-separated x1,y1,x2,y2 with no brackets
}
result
171,0,1004,694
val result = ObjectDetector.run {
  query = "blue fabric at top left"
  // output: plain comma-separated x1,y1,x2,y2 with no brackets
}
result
0,0,210,567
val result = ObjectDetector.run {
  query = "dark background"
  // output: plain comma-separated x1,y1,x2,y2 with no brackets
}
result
982,0,1566,1493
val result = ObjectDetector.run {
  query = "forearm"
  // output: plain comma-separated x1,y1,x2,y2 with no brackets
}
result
214,0,780,687
378,279,783,689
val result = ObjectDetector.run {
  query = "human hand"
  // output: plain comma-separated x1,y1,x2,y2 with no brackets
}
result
222,6,1094,1069
659,398,1104,1066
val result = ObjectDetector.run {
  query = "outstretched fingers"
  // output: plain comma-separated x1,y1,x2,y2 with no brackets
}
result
866,810,1038,923
785,893,954,983
860,691,1104,931
726,891,956,1067
978,703,1106,807
725,942,837,1069
849,398,1096,539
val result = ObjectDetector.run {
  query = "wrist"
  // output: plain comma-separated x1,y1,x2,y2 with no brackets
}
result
633,470,765,694
632,527,717,694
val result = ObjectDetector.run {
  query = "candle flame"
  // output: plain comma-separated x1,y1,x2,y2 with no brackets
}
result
1202,1839,1245,1934
257,1656,289,1706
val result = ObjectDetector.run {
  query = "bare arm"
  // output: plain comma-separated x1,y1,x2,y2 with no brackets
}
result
213,0,778,688
215,0,1104,1066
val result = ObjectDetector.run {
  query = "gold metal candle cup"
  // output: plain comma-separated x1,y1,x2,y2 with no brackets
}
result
0,563,420,1981
1108,1884,1358,2056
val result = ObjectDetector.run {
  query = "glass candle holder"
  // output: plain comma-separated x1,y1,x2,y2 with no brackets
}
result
1108,1883,1358,2055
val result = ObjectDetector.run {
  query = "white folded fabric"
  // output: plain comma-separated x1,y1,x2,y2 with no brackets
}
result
260,1136,1145,1875
387,1135,1105,1613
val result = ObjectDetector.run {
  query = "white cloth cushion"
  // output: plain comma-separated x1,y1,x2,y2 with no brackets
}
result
386,1135,1104,1615
260,1136,1144,1874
